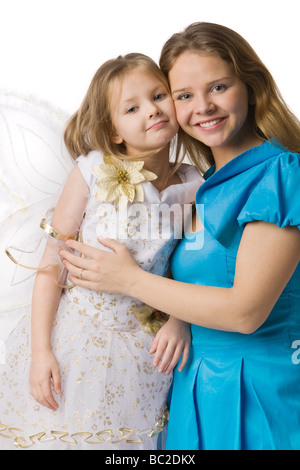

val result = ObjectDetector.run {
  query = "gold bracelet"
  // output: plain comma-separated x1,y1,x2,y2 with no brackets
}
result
40,218,78,241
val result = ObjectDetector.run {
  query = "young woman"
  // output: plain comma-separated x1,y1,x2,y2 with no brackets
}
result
61,23,300,450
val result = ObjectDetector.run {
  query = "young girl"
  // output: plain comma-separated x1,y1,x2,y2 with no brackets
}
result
0,53,203,450
61,24,300,450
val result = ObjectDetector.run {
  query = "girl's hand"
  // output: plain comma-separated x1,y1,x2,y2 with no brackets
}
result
150,317,191,375
61,238,141,295
29,350,61,411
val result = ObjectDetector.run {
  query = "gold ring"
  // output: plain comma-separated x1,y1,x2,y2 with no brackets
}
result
79,268,85,279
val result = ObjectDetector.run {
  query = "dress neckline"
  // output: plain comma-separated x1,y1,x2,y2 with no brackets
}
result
202,141,284,184
143,164,202,205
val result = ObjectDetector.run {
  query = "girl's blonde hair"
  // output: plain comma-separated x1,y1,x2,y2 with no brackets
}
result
64,53,174,161
160,22,300,172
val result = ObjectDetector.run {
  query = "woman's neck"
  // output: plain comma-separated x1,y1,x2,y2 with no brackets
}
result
213,133,264,171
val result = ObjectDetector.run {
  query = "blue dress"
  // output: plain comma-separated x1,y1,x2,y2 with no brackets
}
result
167,141,300,450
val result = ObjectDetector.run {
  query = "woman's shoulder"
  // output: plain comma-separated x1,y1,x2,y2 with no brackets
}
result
196,144,300,248
236,148,300,230
242,143,299,180
247,146,300,193
200,142,299,190
267,148,300,170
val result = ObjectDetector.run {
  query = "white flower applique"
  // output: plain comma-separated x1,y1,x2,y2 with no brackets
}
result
93,154,157,210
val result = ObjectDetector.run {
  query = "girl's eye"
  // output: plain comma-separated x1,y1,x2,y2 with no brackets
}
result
154,93,165,101
127,106,138,114
211,84,226,93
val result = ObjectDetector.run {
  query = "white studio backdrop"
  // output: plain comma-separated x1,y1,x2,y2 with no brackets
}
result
0,0,299,337
0,0,299,117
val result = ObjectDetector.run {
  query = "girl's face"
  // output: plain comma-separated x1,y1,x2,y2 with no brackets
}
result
169,52,255,162
110,70,179,158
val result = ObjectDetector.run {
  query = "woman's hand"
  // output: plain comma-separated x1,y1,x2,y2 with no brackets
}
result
150,317,191,375
60,238,141,295
29,350,61,411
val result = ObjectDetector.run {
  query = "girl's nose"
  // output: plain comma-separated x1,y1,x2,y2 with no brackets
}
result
148,103,161,119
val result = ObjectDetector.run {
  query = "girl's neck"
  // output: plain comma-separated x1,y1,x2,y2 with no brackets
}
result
146,146,181,192
129,144,179,192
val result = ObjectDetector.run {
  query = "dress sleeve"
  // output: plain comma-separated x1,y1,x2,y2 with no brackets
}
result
237,153,300,230
76,151,104,188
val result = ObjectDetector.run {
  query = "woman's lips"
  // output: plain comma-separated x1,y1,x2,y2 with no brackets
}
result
195,117,227,129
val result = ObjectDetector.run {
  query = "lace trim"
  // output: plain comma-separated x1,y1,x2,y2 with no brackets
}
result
0,408,169,449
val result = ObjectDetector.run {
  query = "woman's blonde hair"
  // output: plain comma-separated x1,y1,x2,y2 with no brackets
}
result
64,53,174,161
160,22,300,172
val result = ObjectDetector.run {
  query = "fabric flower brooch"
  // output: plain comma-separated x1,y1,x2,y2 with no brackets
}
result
131,305,169,335
93,154,157,210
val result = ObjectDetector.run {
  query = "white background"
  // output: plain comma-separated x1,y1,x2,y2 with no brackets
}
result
0,0,299,117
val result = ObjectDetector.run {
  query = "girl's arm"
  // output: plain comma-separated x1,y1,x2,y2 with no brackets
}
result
30,165,88,410
150,316,191,375
61,221,300,334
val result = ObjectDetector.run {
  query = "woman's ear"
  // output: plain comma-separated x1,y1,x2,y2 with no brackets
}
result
248,87,256,106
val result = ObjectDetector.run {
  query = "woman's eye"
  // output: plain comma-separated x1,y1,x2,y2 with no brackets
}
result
211,84,226,93
177,93,191,101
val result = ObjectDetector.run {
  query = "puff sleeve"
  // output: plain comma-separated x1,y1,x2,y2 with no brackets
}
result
76,151,104,188
196,144,300,251
237,153,300,230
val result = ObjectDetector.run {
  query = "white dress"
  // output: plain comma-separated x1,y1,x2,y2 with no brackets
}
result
0,151,203,450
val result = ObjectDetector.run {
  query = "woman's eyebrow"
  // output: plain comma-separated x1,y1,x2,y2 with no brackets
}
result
172,76,233,95
172,87,190,96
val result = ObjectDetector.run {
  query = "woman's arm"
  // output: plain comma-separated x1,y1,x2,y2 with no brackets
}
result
30,165,88,410
61,221,300,334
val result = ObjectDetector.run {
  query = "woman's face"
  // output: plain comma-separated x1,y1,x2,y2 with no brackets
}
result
169,52,254,162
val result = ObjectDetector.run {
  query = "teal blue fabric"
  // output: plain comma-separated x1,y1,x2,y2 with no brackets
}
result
167,142,300,450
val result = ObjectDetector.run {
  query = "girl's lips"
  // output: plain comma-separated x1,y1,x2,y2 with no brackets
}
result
147,120,168,131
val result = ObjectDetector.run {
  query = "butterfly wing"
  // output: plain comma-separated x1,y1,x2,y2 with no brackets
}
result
0,92,74,339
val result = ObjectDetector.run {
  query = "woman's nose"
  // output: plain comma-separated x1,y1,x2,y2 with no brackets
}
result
194,93,216,115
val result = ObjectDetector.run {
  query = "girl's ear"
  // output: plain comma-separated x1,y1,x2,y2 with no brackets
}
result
111,130,123,144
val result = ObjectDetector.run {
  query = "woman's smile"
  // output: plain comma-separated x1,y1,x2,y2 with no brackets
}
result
194,116,228,130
